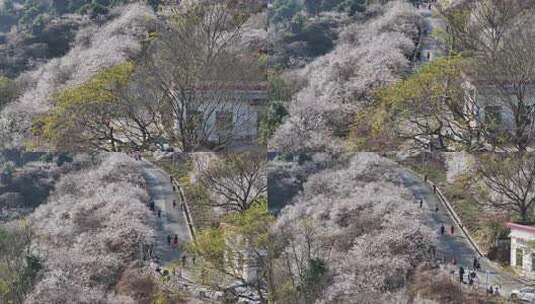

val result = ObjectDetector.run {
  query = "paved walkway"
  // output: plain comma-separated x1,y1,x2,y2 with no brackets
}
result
400,170,525,298
140,158,225,302
413,3,447,66
140,159,190,266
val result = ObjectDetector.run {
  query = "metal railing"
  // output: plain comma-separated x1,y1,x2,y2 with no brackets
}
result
411,170,485,257
171,176,197,243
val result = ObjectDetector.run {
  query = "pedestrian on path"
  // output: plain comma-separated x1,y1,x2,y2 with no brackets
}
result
435,205,439,212
450,225,454,235
173,234,178,247
192,256,196,265
440,224,445,235
170,175,173,182
173,200,176,208
167,234,171,247
182,255,187,267
473,256,478,270
459,266,465,283
158,209,161,218
488,285,493,295
494,286,500,296
419,200,423,208
433,184,437,193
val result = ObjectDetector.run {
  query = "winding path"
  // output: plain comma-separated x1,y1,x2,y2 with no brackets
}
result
140,159,190,266
400,169,525,298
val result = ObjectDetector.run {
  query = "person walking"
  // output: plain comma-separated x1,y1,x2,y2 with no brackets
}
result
182,255,187,267
157,209,161,218
473,256,478,271
459,266,465,283
173,234,178,247
419,200,423,208
173,200,176,208
167,234,171,247
450,225,454,235
440,224,445,235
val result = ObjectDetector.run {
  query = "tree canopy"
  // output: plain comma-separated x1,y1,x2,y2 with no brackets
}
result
0,77,17,111
33,62,135,151
188,199,275,303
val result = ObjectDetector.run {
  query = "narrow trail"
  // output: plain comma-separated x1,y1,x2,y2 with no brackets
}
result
140,159,190,267
400,169,525,298
412,3,447,69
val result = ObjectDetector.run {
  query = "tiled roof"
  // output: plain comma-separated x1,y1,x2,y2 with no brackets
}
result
507,222,535,234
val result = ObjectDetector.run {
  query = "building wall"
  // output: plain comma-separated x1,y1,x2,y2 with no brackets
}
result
173,89,268,147
510,230,535,276
204,101,261,143
464,83,535,132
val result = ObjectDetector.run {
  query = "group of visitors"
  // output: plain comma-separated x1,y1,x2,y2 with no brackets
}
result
167,234,179,248
458,265,478,285
455,256,500,297
415,0,436,9
416,2,433,9
439,223,455,236
487,285,500,296
129,150,142,161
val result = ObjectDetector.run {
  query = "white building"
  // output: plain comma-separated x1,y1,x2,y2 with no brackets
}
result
507,222,535,277
174,83,269,150
204,88,268,146
462,77,535,133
